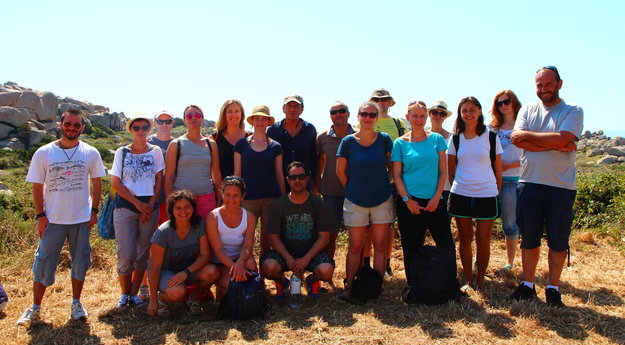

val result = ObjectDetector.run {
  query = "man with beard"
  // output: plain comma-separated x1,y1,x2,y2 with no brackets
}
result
17,109,106,325
508,66,584,307
260,162,335,300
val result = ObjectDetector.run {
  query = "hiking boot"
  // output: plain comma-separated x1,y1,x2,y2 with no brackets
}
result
71,301,88,320
274,277,289,300
116,295,130,308
139,285,149,300
545,288,565,307
508,283,537,301
16,307,40,326
305,275,320,298
129,295,145,308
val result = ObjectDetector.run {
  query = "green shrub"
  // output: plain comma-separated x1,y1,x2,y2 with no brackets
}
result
573,170,625,229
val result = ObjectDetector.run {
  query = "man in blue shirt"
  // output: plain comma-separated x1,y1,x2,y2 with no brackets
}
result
267,95,317,191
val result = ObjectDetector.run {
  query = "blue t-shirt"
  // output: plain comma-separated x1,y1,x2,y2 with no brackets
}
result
391,133,447,199
337,133,393,207
234,138,283,200
267,119,317,188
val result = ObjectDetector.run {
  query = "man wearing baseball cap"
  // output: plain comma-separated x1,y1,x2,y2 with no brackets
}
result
267,95,317,191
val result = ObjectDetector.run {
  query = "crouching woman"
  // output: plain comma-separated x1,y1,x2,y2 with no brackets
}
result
147,190,219,316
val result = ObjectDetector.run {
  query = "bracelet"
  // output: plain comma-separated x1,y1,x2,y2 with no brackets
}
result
36,212,46,219
183,268,191,276
91,207,99,214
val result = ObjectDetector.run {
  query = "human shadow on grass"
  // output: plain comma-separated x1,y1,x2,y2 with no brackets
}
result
25,319,101,345
369,278,515,340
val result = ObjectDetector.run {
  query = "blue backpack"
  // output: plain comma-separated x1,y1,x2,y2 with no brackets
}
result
220,271,267,320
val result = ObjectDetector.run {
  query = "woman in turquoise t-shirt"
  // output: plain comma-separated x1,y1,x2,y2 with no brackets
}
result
391,101,454,288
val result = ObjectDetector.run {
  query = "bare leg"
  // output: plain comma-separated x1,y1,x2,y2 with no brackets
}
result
370,223,390,278
505,236,518,266
71,278,84,300
456,217,474,286
362,228,372,266
33,282,47,306
345,226,367,291
385,225,394,260
475,219,494,289
547,249,567,286
130,270,145,296
521,247,541,283
118,274,132,295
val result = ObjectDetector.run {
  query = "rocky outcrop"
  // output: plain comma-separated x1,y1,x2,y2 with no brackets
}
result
0,82,125,150
578,130,625,164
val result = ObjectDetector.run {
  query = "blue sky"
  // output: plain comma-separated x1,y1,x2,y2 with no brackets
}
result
4,1,624,135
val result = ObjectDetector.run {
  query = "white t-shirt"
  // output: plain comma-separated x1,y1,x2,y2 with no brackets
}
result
109,146,165,197
514,100,583,190
493,128,522,178
447,131,503,198
26,141,107,224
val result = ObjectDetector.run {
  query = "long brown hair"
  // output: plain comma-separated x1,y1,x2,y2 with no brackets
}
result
216,100,245,132
454,97,486,135
490,90,522,130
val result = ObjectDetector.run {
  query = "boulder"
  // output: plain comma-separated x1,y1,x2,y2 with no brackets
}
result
0,137,25,150
607,146,625,157
0,123,14,138
618,157,625,163
34,92,59,121
611,137,625,146
0,106,30,127
0,92,20,106
29,119,46,130
597,155,618,164
587,148,603,157
14,91,39,109
583,130,592,139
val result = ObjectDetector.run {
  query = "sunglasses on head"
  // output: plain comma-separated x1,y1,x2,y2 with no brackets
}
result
429,110,447,117
63,121,83,129
287,173,308,181
358,112,378,118
155,119,173,125
330,108,347,115
537,65,561,80
185,113,203,120
371,97,390,103
496,99,512,107
132,124,151,132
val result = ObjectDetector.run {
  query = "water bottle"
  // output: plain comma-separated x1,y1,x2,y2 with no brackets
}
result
288,274,303,309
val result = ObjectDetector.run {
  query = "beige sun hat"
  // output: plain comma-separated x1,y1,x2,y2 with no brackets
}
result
370,88,396,106
246,105,275,126
427,100,453,117
126,112,154,133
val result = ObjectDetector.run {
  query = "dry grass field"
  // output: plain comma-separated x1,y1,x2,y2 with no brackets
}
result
1,230,624,345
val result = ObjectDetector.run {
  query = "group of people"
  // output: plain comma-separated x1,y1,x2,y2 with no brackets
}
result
16,65,583,326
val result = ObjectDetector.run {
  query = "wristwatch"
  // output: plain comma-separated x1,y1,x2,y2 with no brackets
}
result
402,195,410,203
183,268,191,276
91,207,99,214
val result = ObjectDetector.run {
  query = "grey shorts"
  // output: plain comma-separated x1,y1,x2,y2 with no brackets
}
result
32,222,91,286
260,249,335,273
114,207,159,275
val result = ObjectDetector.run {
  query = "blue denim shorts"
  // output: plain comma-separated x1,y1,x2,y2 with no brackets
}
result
500,178,519,237
517,182,576,252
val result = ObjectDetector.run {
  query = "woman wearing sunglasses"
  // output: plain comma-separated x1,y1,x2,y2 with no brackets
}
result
489,90,523,273
427,101,453,204
110,113,165,308
234,105,285,256
165,105,222,219
206,177,258,300
337,101,394,302
392,101,454,289
447,97,502,292
210,100,250,179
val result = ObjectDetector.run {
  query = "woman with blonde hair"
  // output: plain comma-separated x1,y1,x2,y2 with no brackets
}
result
210,100,250,179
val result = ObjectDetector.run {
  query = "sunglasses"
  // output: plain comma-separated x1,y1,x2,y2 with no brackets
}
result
132,125,151,132
496,99,512,107
429,110,447,117
155,119,173,125
371,97,390,103
185,113,203,120
330,108,347,115
537,65,561,80
63,121,83,129
358,112,378,118
287,173,308,181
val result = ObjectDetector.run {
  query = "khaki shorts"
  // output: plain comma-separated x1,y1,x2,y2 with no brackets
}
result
343,196,395,227
242,198,277,221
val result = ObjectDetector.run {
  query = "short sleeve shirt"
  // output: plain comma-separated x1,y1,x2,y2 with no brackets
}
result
26,141,106,224
267,194,333,253
391,133,447,199
267,119,318,178
316,125,355,197
234,138,283,200
151,220,206,272
337,133,393,207
110,146,165,197
514,100,584,190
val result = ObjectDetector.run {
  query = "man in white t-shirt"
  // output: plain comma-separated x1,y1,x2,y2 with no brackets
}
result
17,109,107,326
508,66,583,307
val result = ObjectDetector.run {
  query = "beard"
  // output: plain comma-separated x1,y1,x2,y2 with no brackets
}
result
62,128,82,141
538,91,559,104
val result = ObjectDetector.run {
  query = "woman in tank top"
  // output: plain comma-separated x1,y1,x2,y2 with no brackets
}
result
206,177,258,299
210,100,250,178
165,105,222,219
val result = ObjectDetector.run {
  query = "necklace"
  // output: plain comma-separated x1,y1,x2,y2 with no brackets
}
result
58,141,79,163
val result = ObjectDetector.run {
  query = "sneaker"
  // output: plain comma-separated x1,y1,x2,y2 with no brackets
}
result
139,285,149,300
545,288,565,307
508,283,537,301
71,301,88,320
385,263,393,278
274,277,289,300
116,295,130,308
305,275,320,298
499,264,513,272
129,295,145,307
186,297,203,315
157,295,169,316
16,307,40,326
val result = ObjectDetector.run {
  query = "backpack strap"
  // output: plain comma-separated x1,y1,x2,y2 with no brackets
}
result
452,134,460,165
392,117,406,136
488,131,496,172
121,146,129,182
175,138,213,177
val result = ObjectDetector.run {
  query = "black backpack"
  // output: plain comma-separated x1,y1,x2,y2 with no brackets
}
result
403,246,461,305
219,271,267,320
351,266,383,303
